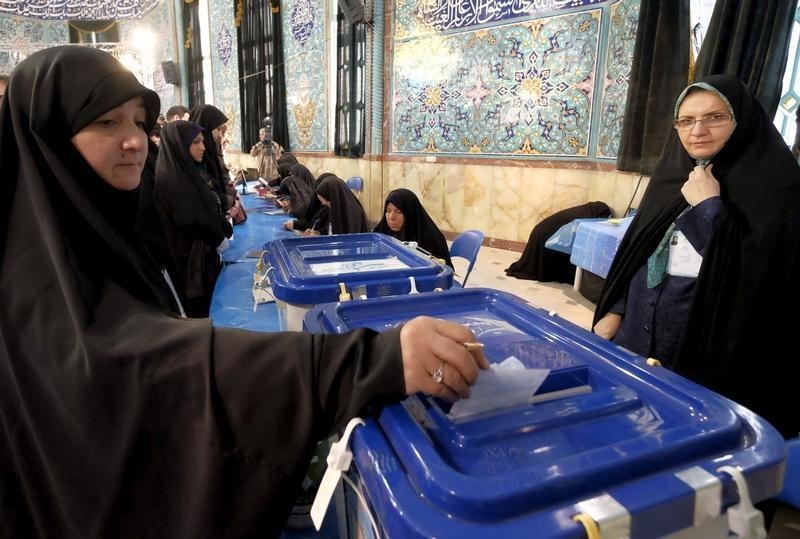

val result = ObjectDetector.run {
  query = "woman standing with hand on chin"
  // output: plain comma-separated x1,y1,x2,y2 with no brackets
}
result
593,75,800,440
0,46,488,538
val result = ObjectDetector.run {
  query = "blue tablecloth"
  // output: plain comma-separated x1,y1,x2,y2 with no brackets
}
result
210,259,282,332
211,191,292,331
223,208,296,263
544,217,611,255
569,217,632,278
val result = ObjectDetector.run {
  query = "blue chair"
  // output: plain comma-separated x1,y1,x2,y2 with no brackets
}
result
345,176,363,192
450,229,484,287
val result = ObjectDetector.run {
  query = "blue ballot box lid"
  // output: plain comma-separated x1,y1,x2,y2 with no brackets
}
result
265,232,453,305
304,288,787,539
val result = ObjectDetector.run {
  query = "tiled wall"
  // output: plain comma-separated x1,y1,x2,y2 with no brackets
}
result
282,0,329,151
263,0,646,244
0,17,68,74
119,1,180,114
0,1,178,118
389,0,639,160
208,0,241,150
3,0,645,246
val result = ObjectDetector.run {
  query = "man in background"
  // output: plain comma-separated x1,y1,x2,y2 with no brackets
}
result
165,105,189,122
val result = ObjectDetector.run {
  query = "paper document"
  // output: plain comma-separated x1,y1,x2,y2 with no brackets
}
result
448,356,547,419
446,355,591,420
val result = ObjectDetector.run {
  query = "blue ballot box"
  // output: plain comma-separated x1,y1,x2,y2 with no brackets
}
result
304,288,787,539
265,233,453,331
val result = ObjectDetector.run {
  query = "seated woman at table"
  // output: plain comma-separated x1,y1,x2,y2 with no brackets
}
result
505,201,611,284
373,188,453,268
155,120,233,317
265,152,298,188
593,75,800,440
275,168,315,218
305,175,368,235
281,164,322,231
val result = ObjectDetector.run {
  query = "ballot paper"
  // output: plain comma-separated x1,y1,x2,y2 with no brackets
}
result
448,356,543,419
446,355,591,420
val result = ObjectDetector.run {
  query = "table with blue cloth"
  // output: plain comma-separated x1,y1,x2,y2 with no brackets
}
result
545,217,633,291
568,217,632,290
223,195,296,263
210,258,284,332
211,191,295,332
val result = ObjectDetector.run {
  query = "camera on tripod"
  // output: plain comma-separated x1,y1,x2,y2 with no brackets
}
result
261,114,274,145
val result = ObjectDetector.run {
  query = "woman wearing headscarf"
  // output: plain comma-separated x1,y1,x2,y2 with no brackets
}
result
189,105,229,196
311,175,369,235
154,121,233,317
0,46,487,538
280,164,321,231
593,75,800,439
505,201,611,284
189,104,246,224
373,188,453,268
271,151,299,187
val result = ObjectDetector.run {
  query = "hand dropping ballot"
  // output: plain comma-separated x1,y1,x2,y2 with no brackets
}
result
447,355,591,420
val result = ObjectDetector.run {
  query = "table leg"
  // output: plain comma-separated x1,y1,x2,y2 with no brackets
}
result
573,266,583,292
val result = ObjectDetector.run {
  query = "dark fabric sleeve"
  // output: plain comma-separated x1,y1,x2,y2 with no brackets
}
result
291,218,310,231
98,295,405,536
675,196,722,254
212,326,406,451
609,293,627,315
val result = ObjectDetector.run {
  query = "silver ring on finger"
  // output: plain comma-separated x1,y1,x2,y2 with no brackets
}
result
431,361,445,384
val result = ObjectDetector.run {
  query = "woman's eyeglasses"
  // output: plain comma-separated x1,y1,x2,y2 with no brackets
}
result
674,112,733,131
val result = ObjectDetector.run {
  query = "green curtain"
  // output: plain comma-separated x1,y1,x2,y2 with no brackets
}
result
694,0,798,118
616,0,690,175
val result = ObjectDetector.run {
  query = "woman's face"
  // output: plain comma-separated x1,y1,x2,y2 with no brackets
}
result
676,90,735,160
212,123,228,143
318,194,331,207
71,96,148,190
385,202,404,232
189,132,205,162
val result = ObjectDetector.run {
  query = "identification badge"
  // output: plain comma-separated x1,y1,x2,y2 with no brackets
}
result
666,231,703,278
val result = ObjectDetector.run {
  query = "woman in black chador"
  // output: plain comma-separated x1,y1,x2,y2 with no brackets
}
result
313,175,369,234
154,120,233,317
374,188,453,268
505,201,611,284
0,45,487,538
593,75,800,439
